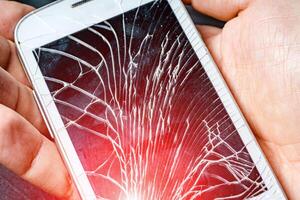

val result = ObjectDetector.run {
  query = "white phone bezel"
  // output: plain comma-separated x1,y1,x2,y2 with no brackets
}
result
15,0,286,199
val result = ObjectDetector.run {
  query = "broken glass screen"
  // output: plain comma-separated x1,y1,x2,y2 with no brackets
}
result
33,1,268,199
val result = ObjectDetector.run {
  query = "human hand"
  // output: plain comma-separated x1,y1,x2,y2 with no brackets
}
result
2,0,299,199
185,0,300,199
0,1,76,199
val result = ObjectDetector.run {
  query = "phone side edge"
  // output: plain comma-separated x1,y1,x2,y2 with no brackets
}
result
14,2,97,199
167,0,287,199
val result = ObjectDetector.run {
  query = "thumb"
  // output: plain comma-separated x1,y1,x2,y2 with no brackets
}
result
0,105,75,199
186,0,250,21
197,25,222,67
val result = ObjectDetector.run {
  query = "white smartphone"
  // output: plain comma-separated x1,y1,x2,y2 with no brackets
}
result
15,0,287,199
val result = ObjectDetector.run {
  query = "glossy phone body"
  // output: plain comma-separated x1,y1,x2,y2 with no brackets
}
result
15,0,286,199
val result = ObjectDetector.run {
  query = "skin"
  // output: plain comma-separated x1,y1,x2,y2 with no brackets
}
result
0,1,77,199
0,0,299,199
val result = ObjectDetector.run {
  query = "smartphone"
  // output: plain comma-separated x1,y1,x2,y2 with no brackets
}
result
15,0,287,199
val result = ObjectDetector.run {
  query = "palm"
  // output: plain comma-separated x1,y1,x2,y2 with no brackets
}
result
197,0,300,199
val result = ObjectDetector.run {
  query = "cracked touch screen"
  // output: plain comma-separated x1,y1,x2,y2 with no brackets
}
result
32,1,282,199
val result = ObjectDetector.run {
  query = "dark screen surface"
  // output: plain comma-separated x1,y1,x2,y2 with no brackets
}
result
33,1,266,199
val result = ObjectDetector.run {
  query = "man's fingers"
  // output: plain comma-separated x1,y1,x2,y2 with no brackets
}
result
0,36,31,87
0,1,34,41
0,36,10,68
197,25,221,41
0,67,49,137
197,25,222,66
0,105,74,199
188,0,250,21
7,40,31,87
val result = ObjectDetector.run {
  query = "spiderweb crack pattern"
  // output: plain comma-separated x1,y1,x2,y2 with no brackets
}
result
34,1,267,199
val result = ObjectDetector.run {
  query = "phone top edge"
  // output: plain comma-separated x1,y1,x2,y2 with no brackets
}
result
15,0,156,48
14,0,65,44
